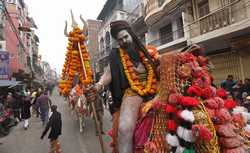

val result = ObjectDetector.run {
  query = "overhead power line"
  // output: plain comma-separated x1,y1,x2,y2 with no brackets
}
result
0,0,27,54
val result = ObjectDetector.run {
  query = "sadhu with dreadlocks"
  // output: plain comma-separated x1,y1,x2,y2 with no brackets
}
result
86,20,160,153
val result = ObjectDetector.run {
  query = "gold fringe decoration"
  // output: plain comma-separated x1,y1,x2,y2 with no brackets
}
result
193,101,220,153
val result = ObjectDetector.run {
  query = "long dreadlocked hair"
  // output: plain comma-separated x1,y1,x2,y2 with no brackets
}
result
127,28,160,80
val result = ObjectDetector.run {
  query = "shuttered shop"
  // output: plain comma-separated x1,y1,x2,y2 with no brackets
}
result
209,51,242,86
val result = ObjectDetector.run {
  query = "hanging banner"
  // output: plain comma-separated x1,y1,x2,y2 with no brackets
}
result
0,51,9,80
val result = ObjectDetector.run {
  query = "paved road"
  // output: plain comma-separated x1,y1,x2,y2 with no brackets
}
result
0,91,112,153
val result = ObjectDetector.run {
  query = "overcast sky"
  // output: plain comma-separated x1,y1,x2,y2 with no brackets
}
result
24,0,106,73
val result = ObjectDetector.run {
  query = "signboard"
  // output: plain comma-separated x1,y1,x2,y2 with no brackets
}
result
0,51,9,79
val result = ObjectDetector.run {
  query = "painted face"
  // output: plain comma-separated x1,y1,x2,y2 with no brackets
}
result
116,30,133,49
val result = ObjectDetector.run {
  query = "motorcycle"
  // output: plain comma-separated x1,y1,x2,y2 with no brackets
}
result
0,109,17,137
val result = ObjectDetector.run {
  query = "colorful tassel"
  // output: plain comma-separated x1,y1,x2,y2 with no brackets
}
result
192,124,212,141
179,96,199,107
180,109,195,123
187,85,202,97
166,133,179,147
177,126,196,142
183,148,195,153
175,146,185,153
167,120,178,132
165,104,177,113
224,99,237,109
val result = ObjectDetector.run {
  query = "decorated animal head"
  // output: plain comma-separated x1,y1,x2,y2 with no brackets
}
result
64,10,88,38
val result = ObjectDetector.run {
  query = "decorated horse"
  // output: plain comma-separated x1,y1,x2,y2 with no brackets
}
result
59,12,105,152
106,44,250,153
58,9,93,133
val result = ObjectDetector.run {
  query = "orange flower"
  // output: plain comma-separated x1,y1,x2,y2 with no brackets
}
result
119,48,157,96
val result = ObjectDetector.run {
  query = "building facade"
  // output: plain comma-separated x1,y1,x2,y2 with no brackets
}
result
96,0,142,76
96,0,250,85
126,1,147,44
143,0,250,85
184,0,250,85
144,0,186,53
86,19,102,80
0,0,40,81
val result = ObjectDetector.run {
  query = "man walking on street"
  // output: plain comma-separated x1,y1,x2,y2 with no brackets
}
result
40,105,62,153
21,93,32,130
36,91,52,125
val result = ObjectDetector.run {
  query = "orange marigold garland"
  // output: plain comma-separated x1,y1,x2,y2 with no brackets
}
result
59,26,93,96
119,48,157,96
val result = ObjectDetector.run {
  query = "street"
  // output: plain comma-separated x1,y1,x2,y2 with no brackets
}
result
0,91,112,153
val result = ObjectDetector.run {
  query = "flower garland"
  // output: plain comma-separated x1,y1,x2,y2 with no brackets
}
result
119,48,157,96
59,26,93,96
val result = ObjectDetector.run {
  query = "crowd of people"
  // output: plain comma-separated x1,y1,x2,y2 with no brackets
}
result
0,87,51,129
0,82,64,153
221,75,250,110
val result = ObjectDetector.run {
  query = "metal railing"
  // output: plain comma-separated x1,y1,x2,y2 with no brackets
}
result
189,0,249,38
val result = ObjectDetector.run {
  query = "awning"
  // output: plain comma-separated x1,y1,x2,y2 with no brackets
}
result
0,80,21,88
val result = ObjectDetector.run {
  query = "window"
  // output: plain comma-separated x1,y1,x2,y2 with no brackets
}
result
198,0,209,18
159,23,173,44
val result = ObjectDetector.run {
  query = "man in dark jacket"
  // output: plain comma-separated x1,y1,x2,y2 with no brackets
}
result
40,105,62,153
221,75,236,96
21,94,32,130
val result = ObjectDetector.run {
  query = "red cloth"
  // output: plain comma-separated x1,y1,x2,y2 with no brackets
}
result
134,113,154,150
219,137,243,148
216,108,232,123
216,123,236,137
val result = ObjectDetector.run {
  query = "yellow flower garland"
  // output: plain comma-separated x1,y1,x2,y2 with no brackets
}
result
119,48,157,96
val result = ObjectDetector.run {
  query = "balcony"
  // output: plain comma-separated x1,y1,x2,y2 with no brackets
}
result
127,4,143,23
145,0,166,15
189,0,249,38
144,0,182,25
